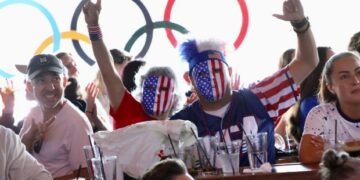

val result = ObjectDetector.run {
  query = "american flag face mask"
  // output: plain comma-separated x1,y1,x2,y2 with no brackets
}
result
141,75,175,116
192,59,229,102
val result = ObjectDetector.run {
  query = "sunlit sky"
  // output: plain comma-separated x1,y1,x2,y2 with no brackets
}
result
1,0,360,120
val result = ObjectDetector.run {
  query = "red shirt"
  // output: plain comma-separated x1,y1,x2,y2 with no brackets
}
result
110,91,153,129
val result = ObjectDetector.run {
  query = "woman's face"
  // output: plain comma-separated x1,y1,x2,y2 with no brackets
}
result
327,56,360,105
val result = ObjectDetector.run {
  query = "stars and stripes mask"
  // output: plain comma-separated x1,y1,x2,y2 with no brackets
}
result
141,75,175,116
192,59,229,102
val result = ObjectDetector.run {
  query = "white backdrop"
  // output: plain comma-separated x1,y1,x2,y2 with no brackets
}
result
0,0,360,120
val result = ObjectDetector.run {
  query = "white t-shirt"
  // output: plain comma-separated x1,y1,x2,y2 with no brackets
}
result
0,126,52,180
303,102,360,143
20,101,93,178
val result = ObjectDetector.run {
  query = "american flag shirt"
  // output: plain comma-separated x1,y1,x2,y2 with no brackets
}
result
141,75,175,116
250,66,300,121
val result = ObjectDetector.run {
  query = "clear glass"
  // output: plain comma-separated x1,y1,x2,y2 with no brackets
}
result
216,140,241,174
83,145,100,179
91,155,117,180
246,132,268,170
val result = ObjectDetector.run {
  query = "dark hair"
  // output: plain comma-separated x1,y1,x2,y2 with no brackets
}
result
320,149,357,180
55,52,68,60
278,48,295,69
319,52,360,103
142,159,189,180
64,77,86,112
122,60,146,92
287,47,332,142
348,31,360,53
110,49,132,64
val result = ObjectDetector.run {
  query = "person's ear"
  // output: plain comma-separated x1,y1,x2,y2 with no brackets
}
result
326,83,335,94
62,76,68,87
26,81,33,93
183,71,191,85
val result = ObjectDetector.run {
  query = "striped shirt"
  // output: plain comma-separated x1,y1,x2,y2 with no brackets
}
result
250,66,300,121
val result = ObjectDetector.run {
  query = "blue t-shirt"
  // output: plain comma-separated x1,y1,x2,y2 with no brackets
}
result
299,95,319,132
171,89,275,166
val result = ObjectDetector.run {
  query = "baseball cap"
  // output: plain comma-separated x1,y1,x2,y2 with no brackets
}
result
27,54,65,80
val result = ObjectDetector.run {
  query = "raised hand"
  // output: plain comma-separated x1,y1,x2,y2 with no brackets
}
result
85,82,99,114
231,73,240,90
0,79,15,114
273,0,305,22
83,0,102,26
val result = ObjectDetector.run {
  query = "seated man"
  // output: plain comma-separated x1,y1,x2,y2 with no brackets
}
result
0,125,52,180
171,0,319,166
20,54,93,179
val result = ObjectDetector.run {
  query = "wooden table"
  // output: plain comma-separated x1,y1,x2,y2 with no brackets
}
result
195,163,321,180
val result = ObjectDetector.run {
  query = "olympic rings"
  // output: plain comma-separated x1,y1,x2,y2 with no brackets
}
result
34,31,91,55
163,0,249,49
0,69,14,79
0,0,250,77
71,0,154,65
131,0,154,58
125,21,189,52
0,0,60,52
70,0,95,65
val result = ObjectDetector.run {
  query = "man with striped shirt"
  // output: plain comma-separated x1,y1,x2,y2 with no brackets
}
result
171,0,318,166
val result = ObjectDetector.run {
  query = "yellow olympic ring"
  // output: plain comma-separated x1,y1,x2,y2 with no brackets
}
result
35,31,91,55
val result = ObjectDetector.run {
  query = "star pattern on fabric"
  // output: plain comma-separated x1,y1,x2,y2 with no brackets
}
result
143,76,158,115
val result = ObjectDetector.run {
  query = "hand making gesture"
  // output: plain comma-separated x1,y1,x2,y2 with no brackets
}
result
273,0,305,22
21,116,55,153
83,0,101,26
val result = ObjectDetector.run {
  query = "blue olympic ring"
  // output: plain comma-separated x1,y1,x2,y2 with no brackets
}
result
0,0,60,78
0,0,60,52
71,0,154,65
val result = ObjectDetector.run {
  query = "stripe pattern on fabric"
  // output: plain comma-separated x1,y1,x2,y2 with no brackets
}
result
142,76,175,116
250,67,300,120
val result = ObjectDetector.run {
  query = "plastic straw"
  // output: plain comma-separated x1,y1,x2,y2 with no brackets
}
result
76,164,82,180
237,122,264,165
167,134,178,158
99,148,107,180
335,119,337,146
218,129,235,175
190,128,214,169
87,134,95,158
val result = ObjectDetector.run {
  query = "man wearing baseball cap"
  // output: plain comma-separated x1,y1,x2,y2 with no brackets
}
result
20,54,93,178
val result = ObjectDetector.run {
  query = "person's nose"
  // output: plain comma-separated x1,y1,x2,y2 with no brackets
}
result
353,74,360,85
44,81,56,90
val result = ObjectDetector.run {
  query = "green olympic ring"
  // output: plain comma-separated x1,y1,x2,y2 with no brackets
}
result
125,21,189,52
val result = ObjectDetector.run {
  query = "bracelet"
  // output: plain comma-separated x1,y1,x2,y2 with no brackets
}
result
88,25,103,41
293,21,310,34
291,17,310,34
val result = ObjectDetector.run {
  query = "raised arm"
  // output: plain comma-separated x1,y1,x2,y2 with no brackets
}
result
83,0,125,111
273,0,319,84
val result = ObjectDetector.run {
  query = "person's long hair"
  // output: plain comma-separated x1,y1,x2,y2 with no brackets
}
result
287,47,332,142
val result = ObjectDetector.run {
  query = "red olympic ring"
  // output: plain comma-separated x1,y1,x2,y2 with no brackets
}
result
163,0,249,50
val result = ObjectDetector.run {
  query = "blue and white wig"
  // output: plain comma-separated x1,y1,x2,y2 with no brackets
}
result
179,38,229,73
